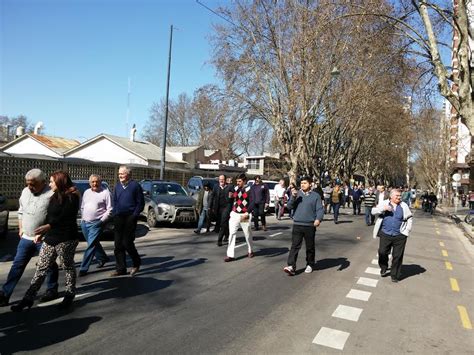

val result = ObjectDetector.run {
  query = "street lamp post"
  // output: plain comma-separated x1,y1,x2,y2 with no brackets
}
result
160,25,173,180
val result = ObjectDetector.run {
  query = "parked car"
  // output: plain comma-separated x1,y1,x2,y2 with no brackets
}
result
73,180,114,235
140,180,197,227
186,176,219,200
0,194,9,238
247,180,279,210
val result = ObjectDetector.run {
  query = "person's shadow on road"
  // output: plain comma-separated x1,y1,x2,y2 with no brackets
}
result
255,247,289,257
314,257,350,271
400,264,426,280
0,307,101,354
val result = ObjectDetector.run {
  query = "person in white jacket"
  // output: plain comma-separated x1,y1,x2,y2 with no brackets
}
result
372,189,413,283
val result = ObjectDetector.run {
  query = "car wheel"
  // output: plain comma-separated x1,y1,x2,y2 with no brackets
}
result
147,209,158,228
0,212,9,238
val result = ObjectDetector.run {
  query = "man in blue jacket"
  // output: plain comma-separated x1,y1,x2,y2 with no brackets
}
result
111,166,144,277
283,176,324,276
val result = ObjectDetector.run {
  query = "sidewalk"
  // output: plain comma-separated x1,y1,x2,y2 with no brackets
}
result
437,205,473,243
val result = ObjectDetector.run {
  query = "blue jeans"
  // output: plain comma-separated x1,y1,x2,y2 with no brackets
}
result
197,209,209,231
333,203,340,222
1,237,58,298
80,220,109,272
365,207,375,225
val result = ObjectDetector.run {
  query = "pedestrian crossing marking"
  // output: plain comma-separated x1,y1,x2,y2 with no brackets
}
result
313,327,350,350
364,267,380,275
441,250,448,257
450,278,460,292
457,306,473,329
439,242,445,247
445,261,453,270
371,259,378,265
269,232,283,237
346,289,371,301
357,277,378,288
332,305,363,322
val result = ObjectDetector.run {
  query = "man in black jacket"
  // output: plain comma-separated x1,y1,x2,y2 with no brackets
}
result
250,176,269,231
212,175,233,246
111,166,145,277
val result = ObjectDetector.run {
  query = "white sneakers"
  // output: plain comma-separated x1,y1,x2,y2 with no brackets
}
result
283,265,295,276
283,265,313,275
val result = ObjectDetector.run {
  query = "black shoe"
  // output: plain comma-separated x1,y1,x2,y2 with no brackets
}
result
217,242,223,247
380,267,388,277
194,230,200,234
0,291,10,307
39,289,59,303
58,293,75,309
97,260,108,268
391,277,399,283
11,298,34,312
78,270,88,277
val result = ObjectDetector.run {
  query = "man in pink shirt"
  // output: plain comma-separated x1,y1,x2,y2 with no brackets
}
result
78,174,112,276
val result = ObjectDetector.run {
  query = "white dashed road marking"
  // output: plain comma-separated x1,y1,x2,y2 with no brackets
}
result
269,232,283,237
357,277,379,288
313,327,350,350
364,267,380,275
235,243,247,249
346,289,372,301
371,259,378,265
332,305,363,322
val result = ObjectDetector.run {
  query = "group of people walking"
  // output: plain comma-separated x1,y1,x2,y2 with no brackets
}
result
0,166,145,312
211,175,412,283
0,168,414,312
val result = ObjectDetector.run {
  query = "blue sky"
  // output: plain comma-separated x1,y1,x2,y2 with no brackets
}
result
1,0,223,141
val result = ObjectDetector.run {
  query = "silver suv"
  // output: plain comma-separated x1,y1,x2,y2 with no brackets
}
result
140,180,197,227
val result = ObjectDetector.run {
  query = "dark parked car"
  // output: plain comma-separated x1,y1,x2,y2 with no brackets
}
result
186,176,218,200
140,180,197,227
0,194,9,238
73,180,114,235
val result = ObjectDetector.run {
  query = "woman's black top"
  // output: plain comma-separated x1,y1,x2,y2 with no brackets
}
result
44,192,80,245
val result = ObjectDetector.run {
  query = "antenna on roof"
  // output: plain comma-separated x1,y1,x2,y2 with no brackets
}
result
126,77,131,136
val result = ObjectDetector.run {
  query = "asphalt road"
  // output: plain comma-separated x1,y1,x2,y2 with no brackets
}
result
0,208,472,354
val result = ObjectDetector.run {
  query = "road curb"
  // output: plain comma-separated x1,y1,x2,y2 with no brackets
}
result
437,207,474,244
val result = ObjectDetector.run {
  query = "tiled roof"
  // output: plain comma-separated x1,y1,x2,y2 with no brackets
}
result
65,134,187,164
30,134,80,153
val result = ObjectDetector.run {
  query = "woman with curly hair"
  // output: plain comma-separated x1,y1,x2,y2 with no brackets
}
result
12,171,80,311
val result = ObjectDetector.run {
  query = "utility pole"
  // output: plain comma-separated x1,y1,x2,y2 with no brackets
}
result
160,25,173,180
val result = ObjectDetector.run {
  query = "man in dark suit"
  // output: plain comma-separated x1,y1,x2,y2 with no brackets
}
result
212,175,233,246
111,166,144,277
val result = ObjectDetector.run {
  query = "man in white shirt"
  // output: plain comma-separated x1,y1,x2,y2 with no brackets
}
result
274,179,286,220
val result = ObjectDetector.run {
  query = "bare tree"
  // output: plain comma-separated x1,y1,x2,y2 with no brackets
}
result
211,0,414,182
143,93,197,146
0,115,34,141
412,107,451,190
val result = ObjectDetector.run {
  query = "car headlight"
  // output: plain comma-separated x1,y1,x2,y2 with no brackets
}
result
157,203,171,214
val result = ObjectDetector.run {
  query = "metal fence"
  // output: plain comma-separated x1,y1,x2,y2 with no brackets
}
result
0,156,198,205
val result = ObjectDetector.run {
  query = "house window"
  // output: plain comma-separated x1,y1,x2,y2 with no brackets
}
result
247,158,260,170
